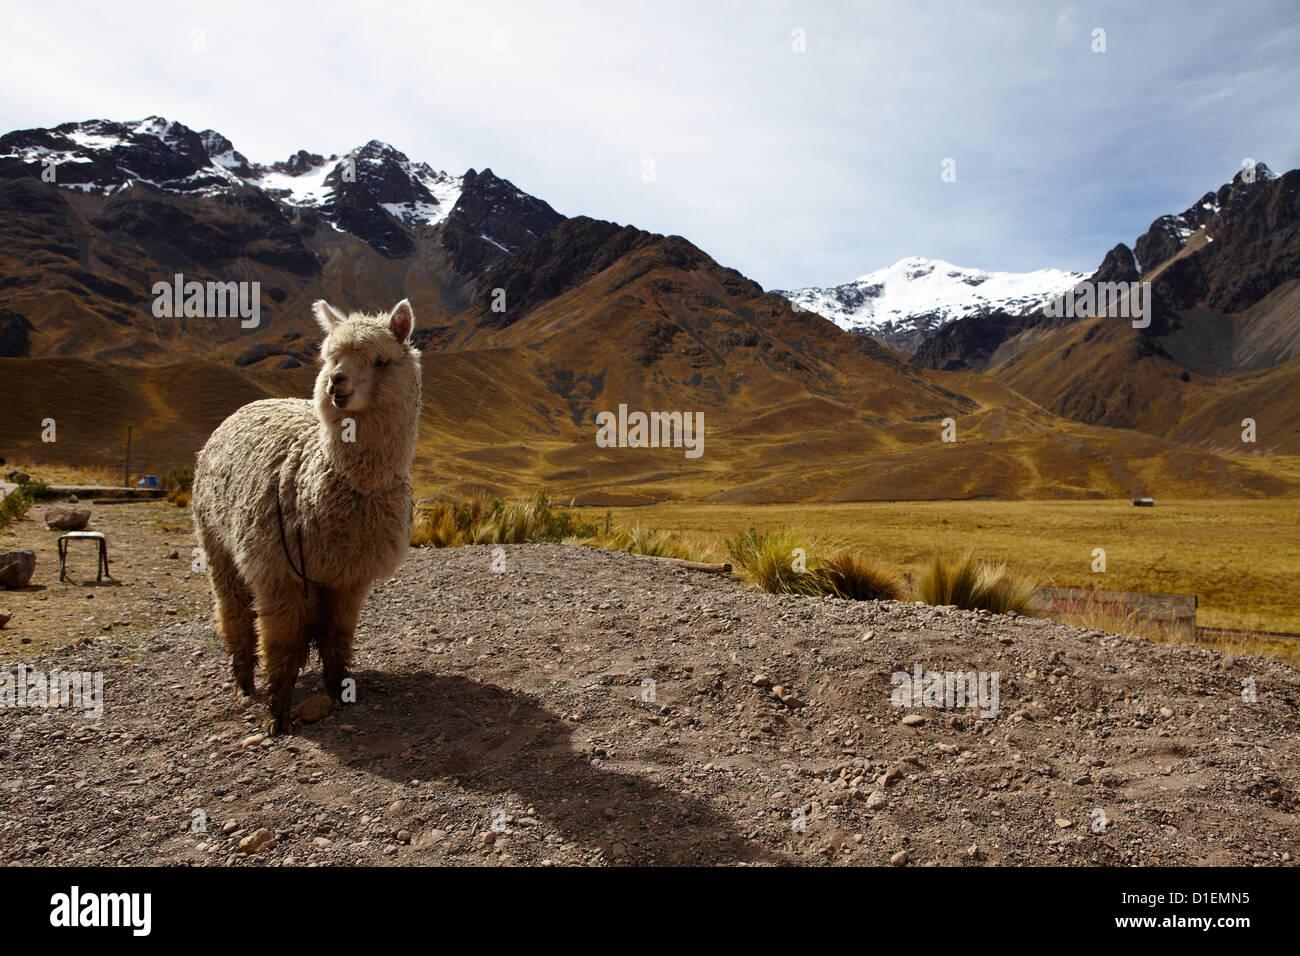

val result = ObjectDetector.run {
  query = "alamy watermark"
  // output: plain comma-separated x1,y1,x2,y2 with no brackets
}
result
151,273,260,328
595,403,704,459
891,663,999,718
0,665,103,718
1044,281,1150,329
49,886,150,936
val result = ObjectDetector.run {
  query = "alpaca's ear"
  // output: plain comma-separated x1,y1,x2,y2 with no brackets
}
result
312,299,347,334
389,299,415,343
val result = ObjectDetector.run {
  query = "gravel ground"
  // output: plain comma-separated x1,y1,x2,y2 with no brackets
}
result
2,541,1298,866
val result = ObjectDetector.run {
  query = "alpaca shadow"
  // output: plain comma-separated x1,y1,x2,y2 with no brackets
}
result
58,578,122,589
301,669,786,866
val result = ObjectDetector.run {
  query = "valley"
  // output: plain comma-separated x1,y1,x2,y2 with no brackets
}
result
1,116,1297,644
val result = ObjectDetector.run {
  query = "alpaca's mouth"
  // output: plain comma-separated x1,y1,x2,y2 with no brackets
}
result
331,393,349,408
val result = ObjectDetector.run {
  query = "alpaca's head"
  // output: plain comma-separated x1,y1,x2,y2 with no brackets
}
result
311,299,422,420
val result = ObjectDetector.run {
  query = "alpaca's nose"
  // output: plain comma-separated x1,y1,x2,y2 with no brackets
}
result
330,371,348,388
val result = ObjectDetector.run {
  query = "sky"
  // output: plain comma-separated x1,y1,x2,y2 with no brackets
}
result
1,0,1297,290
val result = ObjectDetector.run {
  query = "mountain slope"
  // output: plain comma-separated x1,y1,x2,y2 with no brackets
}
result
1,119,1296,501
0,117,565,364
985,168,1300,455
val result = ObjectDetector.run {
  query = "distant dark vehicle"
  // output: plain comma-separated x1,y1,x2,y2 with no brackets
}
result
136,475,160,489
1132,497,1155,507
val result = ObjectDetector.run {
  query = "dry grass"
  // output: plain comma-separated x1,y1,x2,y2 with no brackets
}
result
584,524,718,562
4,460,120,487
412,494,720,562
1052,598,1300,668
592,499,1300,633
411,493,596,548
1179,631,1300,669
821,550,906,601
1,486,33,530
914,551,1038,615
726,526,831,596
724,528,904,602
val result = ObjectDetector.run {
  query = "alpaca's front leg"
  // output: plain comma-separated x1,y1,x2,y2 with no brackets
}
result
256,604,310,735
320,586,367,704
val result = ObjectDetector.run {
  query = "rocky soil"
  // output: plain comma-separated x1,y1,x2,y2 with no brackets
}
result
1,520,1298,866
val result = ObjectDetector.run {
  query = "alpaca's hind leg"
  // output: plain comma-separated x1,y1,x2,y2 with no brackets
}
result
255,594,311,735
204,541,256,699
319,586,367,704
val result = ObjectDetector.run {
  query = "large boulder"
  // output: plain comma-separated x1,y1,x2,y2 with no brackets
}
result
4,470,30,485
0,550,35,588
44,505,90,530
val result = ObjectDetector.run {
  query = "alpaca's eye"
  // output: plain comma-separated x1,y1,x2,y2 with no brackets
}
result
373,358,389,369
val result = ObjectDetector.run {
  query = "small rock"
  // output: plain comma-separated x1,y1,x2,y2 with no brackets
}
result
1159,706,1174,718
240,733,266,748
751,674,770,687
239,828,276,854
1055,818,1073,829
0,611,10,629
901,714,925,727
866,790,887,809
0,550,36,589
293,693,334,723
890,850,908,866
414,829,447,849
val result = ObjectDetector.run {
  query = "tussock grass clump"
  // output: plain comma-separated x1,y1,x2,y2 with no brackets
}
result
18,478,54,501
161,466,194,507
915,551,1037,615
412,492,596,548
822,550,906,601
727,527,909,602
726,526,829,596
586,524,716,562
412,502,902,601
1,486,34,529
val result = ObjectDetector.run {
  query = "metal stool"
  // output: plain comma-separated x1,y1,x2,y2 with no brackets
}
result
58,531,112,583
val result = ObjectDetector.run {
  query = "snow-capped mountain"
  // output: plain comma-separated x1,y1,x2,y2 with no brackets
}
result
0,116,561,258
777,256,1087,353
0,116,463,225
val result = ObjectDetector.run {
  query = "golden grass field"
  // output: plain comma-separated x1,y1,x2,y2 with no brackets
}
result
577,498,1300,634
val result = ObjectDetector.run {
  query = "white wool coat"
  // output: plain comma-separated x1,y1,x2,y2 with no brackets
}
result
193,324,421,609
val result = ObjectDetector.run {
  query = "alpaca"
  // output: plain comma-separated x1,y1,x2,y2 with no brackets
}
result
192,298,422,734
